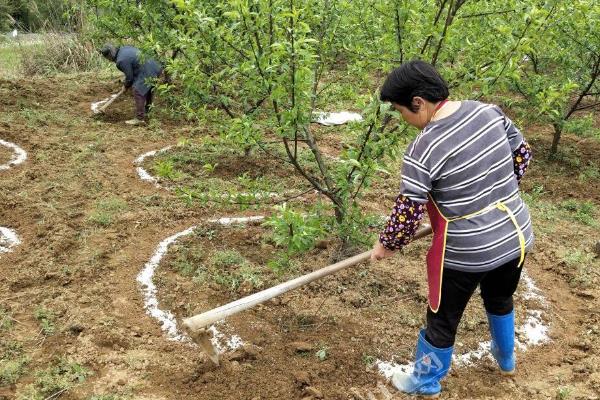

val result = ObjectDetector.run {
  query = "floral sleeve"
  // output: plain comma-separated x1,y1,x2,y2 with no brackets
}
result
513,140,532,183
379,194,426,251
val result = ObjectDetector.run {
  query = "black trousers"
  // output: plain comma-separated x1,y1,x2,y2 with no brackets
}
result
134,88,153,120
425,256,523,348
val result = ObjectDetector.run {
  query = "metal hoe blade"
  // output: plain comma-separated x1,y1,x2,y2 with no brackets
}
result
184,326,220,366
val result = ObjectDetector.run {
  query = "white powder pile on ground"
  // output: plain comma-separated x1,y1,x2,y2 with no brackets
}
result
375,269,550,378
0,227,21,254
137,216,265,351
133,146,173,187
0,139,27,170
313,111,363,126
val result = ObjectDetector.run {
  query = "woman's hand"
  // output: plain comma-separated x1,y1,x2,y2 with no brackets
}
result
370,240,395,262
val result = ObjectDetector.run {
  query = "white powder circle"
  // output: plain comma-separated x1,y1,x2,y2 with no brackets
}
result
0,227,21,254
0,139,27,170
137,216,265,352
375,269,550,378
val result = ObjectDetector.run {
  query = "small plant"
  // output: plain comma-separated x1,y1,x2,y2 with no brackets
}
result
362,354,376,367
17,359,90,399
1,356,30,385
238,265,263,289
154,160,182,180
202,163,218,174
264,203,328,256
194,226,217,240
556,386,572,400
34,307,55,336
1,341,30,385
0,307,13,330
267,254,295,275
172,245,205,276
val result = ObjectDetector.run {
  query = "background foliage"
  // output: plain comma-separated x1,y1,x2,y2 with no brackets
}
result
81,0,599,245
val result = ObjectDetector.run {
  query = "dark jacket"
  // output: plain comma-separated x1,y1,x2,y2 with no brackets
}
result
115,46,162,96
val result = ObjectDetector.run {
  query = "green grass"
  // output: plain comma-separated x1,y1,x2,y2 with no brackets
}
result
556,386,572,400
1,341,30,386
34,307,56,336
210,250,263,291
0,46,21,76
88,197,128,227
154,159,183,180
211,250,248,269
562,248,598,288
579,162,600,182
17,359,90,400
559,199,597,226
0,307,13,330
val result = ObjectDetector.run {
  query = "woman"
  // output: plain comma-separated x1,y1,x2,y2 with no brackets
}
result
371,60,533,397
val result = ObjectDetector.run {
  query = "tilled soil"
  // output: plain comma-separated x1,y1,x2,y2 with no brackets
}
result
1,76,599,400
0,145,13,166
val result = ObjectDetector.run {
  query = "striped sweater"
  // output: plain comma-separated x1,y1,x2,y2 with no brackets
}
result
382,100,534,272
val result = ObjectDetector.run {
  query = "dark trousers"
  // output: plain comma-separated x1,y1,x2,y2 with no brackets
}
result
425,256,523,348
134,88,153,119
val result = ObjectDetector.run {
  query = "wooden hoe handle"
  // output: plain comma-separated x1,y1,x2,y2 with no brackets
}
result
182,224,433,333
98,87,125,113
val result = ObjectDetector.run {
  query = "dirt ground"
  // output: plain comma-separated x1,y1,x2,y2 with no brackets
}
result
0,146,12,166
1,75,600,400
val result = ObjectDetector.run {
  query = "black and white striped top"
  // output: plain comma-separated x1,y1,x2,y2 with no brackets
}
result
401,100,534,272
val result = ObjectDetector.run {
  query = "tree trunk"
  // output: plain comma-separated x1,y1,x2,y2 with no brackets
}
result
550,123,562,155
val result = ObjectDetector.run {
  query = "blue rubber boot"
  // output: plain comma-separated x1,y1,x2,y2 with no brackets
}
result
391,330,453,398
487,311,516,375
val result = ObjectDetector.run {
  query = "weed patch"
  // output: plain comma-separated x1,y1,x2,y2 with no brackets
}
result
17,359,90,400
88,197,128,227
0,307,13,330
34,307,55,336
559,200,597,226
1,341,30,385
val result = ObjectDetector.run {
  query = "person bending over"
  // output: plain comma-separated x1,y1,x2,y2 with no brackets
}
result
100,44,163,125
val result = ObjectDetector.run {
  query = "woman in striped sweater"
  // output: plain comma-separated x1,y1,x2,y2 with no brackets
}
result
371,60,533,397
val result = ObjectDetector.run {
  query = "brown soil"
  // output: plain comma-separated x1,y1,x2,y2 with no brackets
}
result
0,145,13,166
0,75,599,400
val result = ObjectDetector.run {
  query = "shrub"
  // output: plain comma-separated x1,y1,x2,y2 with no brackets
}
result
264,203,328,255
18,33,103,76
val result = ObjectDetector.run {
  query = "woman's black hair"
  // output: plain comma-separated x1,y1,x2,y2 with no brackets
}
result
380,60,449,112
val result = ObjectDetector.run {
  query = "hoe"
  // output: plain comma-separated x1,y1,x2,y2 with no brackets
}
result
91,87,126,115
182,224,433,365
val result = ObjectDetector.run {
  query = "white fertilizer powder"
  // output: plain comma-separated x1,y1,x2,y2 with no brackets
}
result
137,217,265,351
133,146,173,187
0,227,21,254
0,139,27,170
375,269,550,379
312,111,363,126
